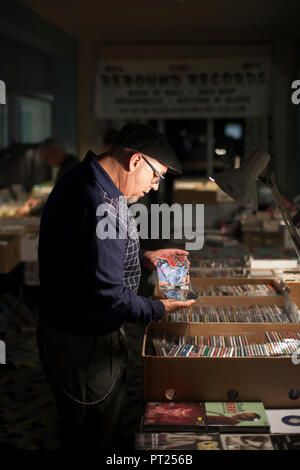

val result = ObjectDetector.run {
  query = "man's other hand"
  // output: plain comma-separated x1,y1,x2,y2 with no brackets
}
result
142,248,190,271
160,298,196,319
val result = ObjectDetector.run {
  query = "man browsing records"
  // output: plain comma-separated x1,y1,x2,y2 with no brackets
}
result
37,123,195,450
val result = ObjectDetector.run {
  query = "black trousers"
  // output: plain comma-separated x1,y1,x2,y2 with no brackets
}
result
36,319,127,450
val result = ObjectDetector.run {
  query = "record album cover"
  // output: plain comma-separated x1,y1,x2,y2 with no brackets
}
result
270,434,300,450
205,402,270,433
220,434,274,450
142,402,206,431
135,432,222,450
266,409,300,434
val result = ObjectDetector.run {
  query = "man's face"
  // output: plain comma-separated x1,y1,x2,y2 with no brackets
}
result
126,153,168,204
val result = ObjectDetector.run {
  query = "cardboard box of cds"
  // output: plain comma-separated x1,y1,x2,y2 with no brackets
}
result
192,277,286,304
154,276,288,305
142,312,300,408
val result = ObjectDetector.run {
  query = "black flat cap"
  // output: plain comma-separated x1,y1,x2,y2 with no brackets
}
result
112,123,182,175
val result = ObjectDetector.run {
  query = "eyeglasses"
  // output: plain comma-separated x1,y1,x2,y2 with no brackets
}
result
142,156,165,185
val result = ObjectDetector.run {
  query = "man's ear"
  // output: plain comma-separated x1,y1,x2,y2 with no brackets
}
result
128,152,143,173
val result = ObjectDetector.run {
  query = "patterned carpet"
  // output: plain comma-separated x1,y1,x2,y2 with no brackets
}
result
0,324,61,450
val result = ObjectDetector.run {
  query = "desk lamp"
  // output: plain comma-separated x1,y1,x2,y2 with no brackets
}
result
210,150,300,259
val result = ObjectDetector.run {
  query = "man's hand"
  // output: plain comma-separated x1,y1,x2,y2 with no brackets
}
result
25,198,41,209
142,248,190,271
15,198,41,216
160,298,196,319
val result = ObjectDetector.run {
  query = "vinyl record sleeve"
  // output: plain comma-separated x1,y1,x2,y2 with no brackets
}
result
205,402,270,433
220,433,274,450
266,409,300,434
135,432,222,450
270,433,300,450
142,402,206,432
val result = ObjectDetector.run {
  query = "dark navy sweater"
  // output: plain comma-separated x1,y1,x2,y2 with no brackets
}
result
38,151,165,336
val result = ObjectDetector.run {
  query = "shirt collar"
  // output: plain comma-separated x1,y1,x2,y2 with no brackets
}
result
83,150,123,199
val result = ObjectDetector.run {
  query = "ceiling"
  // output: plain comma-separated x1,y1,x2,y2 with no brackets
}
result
19,0,300,39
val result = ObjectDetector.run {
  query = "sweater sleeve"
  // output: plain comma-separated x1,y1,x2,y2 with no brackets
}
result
82,195,165,329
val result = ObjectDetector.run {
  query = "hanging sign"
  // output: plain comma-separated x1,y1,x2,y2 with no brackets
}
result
94,58,270,119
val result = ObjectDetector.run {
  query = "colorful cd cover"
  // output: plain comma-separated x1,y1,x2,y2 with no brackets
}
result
156,255,198,300
205,402,270,433
142,402,206,431
220,434,274,450
135,432,222,450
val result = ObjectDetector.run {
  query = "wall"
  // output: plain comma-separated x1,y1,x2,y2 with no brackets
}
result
0,0,78,154
3,0,300,198
79,35,298,198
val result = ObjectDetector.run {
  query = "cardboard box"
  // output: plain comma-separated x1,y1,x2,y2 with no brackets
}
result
256,211,272,221
154,276,287,305
242,231,265,247
242,230,284,248
173,189,217,205
20,229,39,262
262,219,279,232
0,235,20,273
249,256,298,270
193,276,285,298
263,231,284,247
173,179,218,205
0,222,40,262
142,321,300,408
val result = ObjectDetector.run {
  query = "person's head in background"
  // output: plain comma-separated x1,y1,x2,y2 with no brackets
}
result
37,138,66,168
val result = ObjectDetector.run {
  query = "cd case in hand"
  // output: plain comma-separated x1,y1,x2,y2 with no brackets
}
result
156,255,198,300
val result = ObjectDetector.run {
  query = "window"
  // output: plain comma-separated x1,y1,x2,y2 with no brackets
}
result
0,95,53,189
0,94,53,150
7,95,52,146
0,102,8,149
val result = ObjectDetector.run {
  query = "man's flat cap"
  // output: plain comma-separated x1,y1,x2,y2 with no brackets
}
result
112,123,182,174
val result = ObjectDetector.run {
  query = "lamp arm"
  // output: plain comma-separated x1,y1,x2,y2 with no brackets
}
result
263,172,300,259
